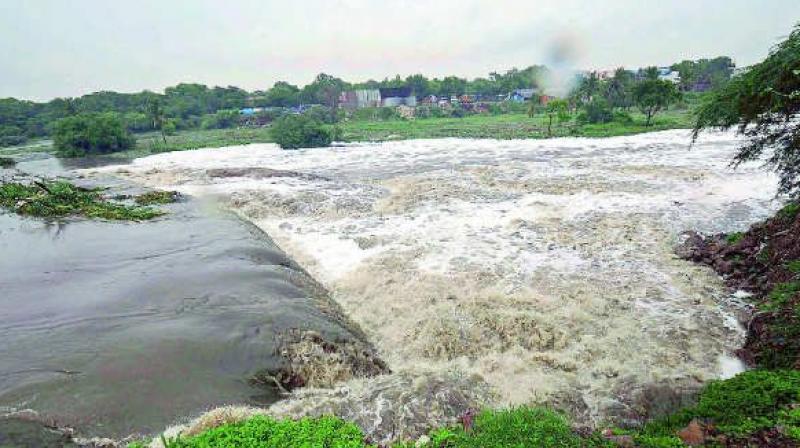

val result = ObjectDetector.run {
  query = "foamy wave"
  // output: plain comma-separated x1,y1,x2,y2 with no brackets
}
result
94,130,781,438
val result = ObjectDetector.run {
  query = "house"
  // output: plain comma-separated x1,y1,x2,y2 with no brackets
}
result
339,89,381,109
657,67,681,84
539,95,557,106
379,87,416,107
508,88,538,102
419,94,438,105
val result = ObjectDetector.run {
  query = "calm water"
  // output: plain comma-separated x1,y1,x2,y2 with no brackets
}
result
0,159,369,440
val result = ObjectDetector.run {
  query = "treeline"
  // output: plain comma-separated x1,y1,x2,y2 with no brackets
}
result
0,58,733,147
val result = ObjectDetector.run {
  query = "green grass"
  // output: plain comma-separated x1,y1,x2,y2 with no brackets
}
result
134,190,181,205
633,370,800,446
133,370,800,447
338,109,693,142
726,232,745,245
779,202,800,221
408,407,611,448
0,181,163,220
158,416,367,448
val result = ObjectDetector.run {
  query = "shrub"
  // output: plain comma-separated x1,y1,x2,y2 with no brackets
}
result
580,99,613,124
53,113,135,157
271,114,333,149
0,180,162,220
201,109,240,130
613,110,633,124
165,415,367,448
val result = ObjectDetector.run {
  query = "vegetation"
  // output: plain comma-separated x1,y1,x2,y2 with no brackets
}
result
0,180,162,220
160,416,366,448
134,190,180,205
633,78,681,126
271,114,333,149
631,370,800,446
693,23,800,197
128,369,800,447
53,113,135,157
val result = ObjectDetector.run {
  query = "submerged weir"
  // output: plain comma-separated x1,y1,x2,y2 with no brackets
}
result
0,164,382,442
59,130,784,442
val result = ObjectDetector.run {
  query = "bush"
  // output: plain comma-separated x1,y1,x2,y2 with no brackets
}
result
271,114,333,149
580,99,613,124
53,113,135,157
613,110,633,124
201,109,240,130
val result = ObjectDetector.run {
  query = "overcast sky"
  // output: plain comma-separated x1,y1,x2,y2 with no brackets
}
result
1,0,798,101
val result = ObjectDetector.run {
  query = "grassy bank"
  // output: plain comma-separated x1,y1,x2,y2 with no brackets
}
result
130,369,800,447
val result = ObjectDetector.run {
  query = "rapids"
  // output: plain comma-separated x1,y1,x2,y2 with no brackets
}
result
98,130,781,441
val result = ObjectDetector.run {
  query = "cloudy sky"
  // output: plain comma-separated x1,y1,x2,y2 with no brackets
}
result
1,0,798,101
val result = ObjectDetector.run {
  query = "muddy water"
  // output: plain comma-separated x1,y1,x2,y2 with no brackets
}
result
0,161,374,440
100,130,781,441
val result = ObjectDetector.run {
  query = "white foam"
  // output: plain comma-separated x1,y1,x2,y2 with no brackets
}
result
96,129,782,423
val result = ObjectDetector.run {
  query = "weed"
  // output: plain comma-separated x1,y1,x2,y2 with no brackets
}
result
0,180,163,221
726,232,744,245
134,190,180,205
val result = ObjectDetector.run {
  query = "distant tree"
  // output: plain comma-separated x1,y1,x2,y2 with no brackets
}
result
544,99,569,137
633,79,680,126
642,66,660,80
271,114,332,149
264,81,301,107
145,98,168,144
405,74,431,98
53,113,135,157
604,68,635,109
579,98,613,124
302,73,347,122
693,24,800,197
573,72,600,105
438,76,468,97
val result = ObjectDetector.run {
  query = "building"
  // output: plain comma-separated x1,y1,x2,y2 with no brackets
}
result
379,87,417,107
657,67,681,84
508,88,538,102
339,89,381,109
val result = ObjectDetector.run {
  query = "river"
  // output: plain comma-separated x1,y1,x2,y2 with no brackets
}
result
95,129,781,442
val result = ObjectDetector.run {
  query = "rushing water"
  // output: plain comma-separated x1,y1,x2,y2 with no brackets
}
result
98,130,783,442
0,162,378,442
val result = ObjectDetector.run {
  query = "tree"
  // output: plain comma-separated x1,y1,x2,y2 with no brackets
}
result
544,99,569,137
145,97,168,144
693,24,800,197
301,73,347,121
633,79,680,126
271,114,332,149
53,113,135,157
265,81,300,107
604,68,634,109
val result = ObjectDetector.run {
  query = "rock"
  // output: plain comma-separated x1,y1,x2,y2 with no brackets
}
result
677,419,706,446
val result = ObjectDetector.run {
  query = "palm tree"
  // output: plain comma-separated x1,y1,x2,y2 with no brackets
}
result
146,98,167,144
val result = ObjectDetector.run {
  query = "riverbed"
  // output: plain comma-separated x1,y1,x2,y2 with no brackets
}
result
98,130,780,440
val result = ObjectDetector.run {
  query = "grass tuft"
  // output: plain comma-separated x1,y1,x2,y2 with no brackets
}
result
134,190,181,205
0,180,163,221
